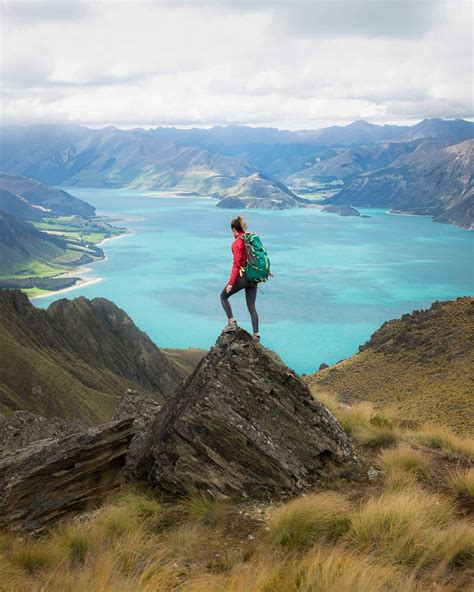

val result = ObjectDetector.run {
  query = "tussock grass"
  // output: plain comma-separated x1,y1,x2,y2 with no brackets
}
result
347,488,456,566
429,522,474,570
446,467,474,509
178,491,230,526
0,482,471,591
334,401,374,436
411,424,474,459
186,547,418,592
379,444,431,482
315,391,400,447
269,492,351,550
355,423,400,447
4,539,60,577
383,466,420,492
51,522,94,565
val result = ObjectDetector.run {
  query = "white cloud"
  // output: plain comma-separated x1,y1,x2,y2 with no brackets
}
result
0,0,472,129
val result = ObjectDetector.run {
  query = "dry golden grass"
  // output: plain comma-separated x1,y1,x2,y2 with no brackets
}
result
0,478,472,592
446,467,474,510
410,424,474,459
379,444,431,480
347,488,456,567
269,491,351,550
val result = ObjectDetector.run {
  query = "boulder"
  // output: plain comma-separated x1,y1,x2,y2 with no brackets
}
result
0,418,134,535
135,328,356,499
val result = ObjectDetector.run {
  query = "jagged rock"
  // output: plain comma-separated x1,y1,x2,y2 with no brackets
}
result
0,418,134,535
114,391,162,425
135,328,356,499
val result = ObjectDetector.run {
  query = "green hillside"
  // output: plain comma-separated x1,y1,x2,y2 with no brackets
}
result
0,210,83,278
306,297,474,435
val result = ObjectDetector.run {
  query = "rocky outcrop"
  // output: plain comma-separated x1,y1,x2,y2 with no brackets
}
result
136,328,356,499
114,391,162,478
0,418,134,535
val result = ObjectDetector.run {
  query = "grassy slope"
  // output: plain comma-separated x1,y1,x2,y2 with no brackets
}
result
162,347,207,377
305,297,474,435
1,396,472,591
0,323,145,424
0,332,204,425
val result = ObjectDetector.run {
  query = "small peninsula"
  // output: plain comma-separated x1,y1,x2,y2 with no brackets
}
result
0,173,125,298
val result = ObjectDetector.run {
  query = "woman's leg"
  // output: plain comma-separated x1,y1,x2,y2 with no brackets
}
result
220,277,245,321
245,284,259,334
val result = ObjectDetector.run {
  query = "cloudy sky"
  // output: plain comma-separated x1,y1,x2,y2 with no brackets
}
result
1,0,472,130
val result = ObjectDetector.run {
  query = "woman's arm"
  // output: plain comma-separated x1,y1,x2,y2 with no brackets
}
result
228,238,245,286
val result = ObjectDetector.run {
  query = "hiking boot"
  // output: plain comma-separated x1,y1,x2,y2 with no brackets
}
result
222,321,237,333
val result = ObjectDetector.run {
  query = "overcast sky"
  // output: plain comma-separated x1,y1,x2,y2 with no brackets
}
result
1,0,472,130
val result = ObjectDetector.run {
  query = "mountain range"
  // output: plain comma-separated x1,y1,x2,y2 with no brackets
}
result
1,118,473,224
326,139,474,228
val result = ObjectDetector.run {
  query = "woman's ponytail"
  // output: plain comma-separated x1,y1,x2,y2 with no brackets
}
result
231,215,247,233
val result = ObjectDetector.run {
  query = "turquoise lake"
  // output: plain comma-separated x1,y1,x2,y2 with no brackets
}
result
35,188,474,375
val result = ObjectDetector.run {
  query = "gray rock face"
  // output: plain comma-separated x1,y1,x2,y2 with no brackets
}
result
114,392,162,477
136,328,356,499
0,418,134,535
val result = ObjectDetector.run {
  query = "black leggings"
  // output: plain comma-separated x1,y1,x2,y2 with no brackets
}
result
220,275,259,333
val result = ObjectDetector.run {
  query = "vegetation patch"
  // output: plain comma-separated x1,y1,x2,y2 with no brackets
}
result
269,492,351,550
446,467,474,510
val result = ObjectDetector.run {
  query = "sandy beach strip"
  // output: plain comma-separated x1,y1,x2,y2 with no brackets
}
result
30,277,102,300
97,229,133,246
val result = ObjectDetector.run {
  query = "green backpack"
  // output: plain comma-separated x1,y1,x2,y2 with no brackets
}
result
241,232,271,285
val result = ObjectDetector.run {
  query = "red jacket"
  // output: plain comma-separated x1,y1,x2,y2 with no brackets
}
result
228,232,247,285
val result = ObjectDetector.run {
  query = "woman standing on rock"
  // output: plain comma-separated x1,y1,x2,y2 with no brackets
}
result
220,216,260,340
